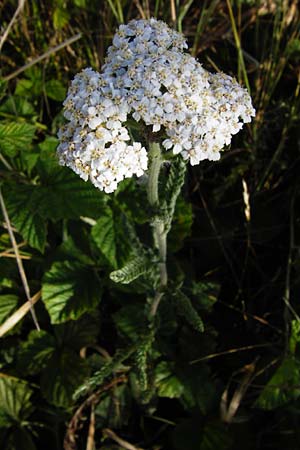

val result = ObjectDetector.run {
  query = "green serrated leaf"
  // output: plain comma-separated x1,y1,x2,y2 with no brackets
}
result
42,261,101,324
17,330,56,375
41,350,89,407
173,418,232,450
92,206,134,268
0,122,36,157
2,427,37,450
37,167,107,221
113,304,147,342
3,185,47,252
0,96,36,118
74,345,136,399
0,295,18,324
0,374,34,426
45,79,66,102
15,73,43,98
255,356,300,410
155,362,184,399
54,313,100,350
92,206,117,268
110,255,150,284
134,330,154,392
21,150,40,174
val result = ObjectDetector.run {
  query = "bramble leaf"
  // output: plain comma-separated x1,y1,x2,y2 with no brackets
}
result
0,295,18,325
17,330,56,375
2,185,47,252
42,261,102,324
92,206,132,269
40,350,89,407
45,80,66,102
92,206,117,267
0,374,34,426
255,356,300,410
0,122,36,157
155,362,184,399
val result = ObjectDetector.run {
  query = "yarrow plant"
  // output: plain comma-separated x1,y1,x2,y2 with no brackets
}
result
58,17,255,321
57,18,255,193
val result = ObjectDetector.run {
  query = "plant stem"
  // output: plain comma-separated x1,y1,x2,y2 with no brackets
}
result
147,142,168,317
147,141,161,206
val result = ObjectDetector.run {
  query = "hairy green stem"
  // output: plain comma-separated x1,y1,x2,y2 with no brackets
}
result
147,142,168,317
147,142,161,206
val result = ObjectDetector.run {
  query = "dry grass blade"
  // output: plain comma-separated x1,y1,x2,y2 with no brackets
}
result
170,0,176,25
0,241,30,259
0,290,41,338
103,428,144,450
86,406,95,450
3,32,82,82
190,343,271,364
0,187,40,331
64,376,127,450
220,360,256,423
0,0,26,53
133,0,147,19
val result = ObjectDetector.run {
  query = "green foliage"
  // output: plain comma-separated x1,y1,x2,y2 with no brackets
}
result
41,349,89,407
0,1,300,449
0,122,36,157
162,157,187,232
0,426,36,450
44,80,66,102
18,330,56,375
42,260,101,324
173,418,232,450
191,281,220,312
91,205,134,268
113,304,147,342
92,206,120,268
134,329,155,392
155,361,185,399
110,255,151,284
17,315,99,407
0,295,18,324
256,356,300,410
0,374,34,427
168,195,193,251
4,185,47,252
171,289,204,333
74,345,137,399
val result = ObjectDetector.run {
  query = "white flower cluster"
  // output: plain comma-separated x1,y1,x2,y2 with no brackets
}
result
58,18,255,192
57,68,147,193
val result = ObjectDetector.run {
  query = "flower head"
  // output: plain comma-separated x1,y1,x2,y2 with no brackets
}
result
57,19,255,192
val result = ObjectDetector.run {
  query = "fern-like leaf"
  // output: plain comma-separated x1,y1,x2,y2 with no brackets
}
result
135,329,155,391
172,290,204,333
163,157,187,232
110,255,151,284
73,345,137,400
